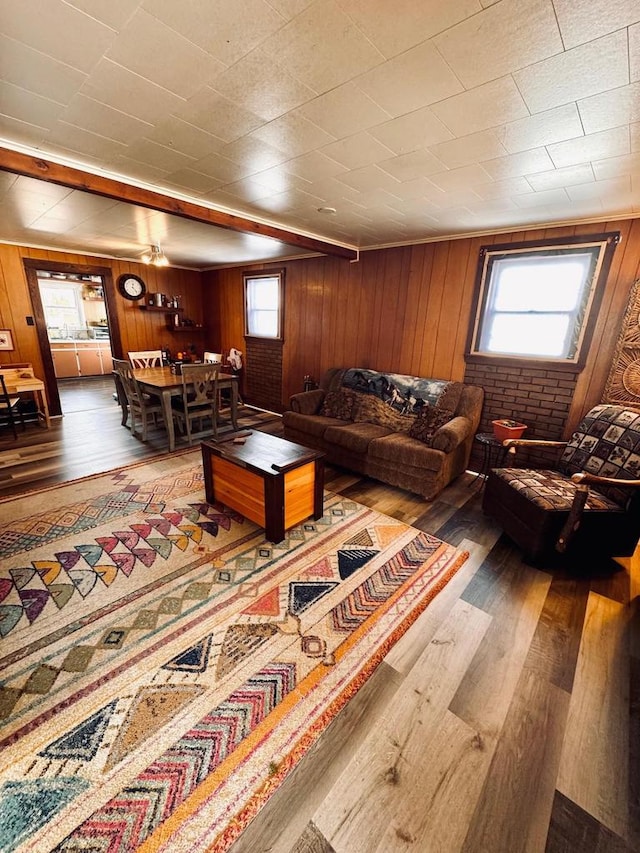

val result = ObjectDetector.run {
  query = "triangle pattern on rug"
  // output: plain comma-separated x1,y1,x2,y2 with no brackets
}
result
17,588,49,623
146,538,173,560
39,700,118,761
48,584,75,609
300,556,334,580
0,606,22,638
0,778,90,851
163,635,213,673
344,529,374,548
373,524,403,550
216,624,279,680
10,568,36,590
337,549,378,580
288,581,338,615
241,587,281,617
104,685,204,772
73,545,103,567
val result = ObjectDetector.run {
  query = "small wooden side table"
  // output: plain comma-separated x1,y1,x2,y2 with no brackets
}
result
472,432,508,486
201,431,325,543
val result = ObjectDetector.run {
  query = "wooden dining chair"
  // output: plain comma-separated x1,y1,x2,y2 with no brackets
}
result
0,374,26,439
172,363,220,445
128,350,163,368
113,358,164,441
203,351,223,364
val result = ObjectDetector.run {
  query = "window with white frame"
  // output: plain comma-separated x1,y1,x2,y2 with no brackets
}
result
468,234,619,365
243,271,284,340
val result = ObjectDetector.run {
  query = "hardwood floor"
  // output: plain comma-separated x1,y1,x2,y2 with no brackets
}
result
0,383,636,852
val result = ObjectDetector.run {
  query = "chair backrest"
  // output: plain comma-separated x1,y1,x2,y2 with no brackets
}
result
203,351,223,364
559,403,640,505
113,358,143,406
128,350,162,368
180,363,220,409
0,374,19,437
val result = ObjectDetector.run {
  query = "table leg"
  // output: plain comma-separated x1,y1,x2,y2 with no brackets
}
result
230,379,238,430
160,389,176,452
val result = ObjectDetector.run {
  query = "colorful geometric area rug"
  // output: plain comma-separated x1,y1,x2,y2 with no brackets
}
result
0,451,467,853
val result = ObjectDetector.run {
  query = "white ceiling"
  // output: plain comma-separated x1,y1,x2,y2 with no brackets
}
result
1,0,639,268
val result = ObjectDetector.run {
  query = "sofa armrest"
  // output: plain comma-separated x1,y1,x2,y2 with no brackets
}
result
431,416,471,453
289,389,325,415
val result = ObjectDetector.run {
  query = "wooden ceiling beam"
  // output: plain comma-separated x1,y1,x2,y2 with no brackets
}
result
0,147,358,261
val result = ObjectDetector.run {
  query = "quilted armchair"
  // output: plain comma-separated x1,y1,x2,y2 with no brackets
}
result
482,404,640,563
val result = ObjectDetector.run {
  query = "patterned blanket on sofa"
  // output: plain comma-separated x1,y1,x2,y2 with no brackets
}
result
340,369,459,415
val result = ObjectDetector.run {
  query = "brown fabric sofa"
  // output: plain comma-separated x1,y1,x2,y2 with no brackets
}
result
282,368,484,500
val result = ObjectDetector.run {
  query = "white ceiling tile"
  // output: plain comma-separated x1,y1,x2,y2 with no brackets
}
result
631,23,640,82
245,166,311,193
526,163,595,190
381,176,445,201
512,188,570,208
473,176,535,199
142,0,285,66
553,0,640,49
61,95,153,145
0,0,116,73
501,104,584,153
592,152,640,180
188,151,247,183
378,149,445,181
221,136,290,172
335,0,481,58
249,112,335,157
146,116,227,160
434,0,563,88
431,77,529,136
162,168,223,194
107,155,174,184
81,59,186,125
0,81,66,128
369,107,453,155
214,178,275,204
428,130,507,170
514,30,629,114
296,83,391,140
335,164,402,193
65,0,141,30
47,122,129,161
284,151,347,182
355,40,463,118
427,164,493,192
480,147,555,179
177,87,262,143
260,0,384,93
265,0,315,19
0,35,87,105
547,126,630,168
578,83,640,135
123,138,196,173
565,174,631,202
106,9,225,99
210,49,315,123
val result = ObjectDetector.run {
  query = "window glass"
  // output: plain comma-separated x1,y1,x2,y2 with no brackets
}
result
244,272,283,340
468,235,619,364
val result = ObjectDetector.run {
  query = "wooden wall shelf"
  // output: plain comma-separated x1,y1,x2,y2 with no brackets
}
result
139,304,183,313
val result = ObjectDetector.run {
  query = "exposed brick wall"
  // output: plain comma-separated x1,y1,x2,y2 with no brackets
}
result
245,338,283,413
464,361,579,471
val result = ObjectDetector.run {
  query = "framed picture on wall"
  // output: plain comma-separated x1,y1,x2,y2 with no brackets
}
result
0,329,14,351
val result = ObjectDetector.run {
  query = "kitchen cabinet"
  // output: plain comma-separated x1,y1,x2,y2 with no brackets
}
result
51,341,113,377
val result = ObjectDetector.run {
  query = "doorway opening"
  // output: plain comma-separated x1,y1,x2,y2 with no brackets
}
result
23,259,121,418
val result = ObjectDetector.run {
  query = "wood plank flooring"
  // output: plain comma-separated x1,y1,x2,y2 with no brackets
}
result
0,378,636,852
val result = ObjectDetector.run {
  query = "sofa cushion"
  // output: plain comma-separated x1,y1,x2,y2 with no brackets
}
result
283,411,349,438
367,433,443,472
353,394,415,432
324,422,391,454
320,388,358,420
436,381,465,412
408,407,455,444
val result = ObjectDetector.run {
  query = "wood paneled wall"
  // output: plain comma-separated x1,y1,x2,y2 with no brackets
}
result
204,218,640,436
0,242,205,380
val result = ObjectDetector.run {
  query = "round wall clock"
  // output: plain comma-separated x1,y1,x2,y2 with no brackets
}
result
117,274,146,301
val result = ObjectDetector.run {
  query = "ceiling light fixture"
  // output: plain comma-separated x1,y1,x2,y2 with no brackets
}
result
141,244,169,267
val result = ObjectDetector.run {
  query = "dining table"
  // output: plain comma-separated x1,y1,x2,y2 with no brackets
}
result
132,366,239,452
